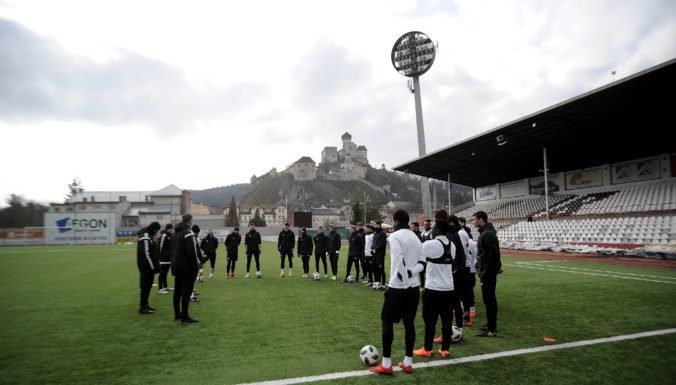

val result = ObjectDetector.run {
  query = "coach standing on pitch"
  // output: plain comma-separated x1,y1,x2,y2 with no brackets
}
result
472,210,501,337
137,221,161,314
171,213,201,323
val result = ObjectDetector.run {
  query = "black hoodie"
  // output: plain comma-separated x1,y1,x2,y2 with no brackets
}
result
171,222,201,277
136,226,159,273
476,223,501,278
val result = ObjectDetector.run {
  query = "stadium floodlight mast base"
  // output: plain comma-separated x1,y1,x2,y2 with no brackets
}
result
392,31,436,218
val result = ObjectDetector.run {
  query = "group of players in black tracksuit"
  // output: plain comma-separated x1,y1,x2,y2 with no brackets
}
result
139,217,483,326
135,214,219,323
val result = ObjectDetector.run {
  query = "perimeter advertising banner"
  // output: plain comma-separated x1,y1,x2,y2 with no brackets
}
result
44,212,117,244
529,173,562,195
565,167,603,190
500,180,527,198
475,185,497,201
611,157,661,184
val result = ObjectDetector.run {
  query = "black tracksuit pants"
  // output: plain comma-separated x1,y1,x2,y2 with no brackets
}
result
480,274,498,332
328,252,339,276
158,263,170,289
173,274,196,319
300,254,311,274
139,270,154,308
315,251,327,274
246,251,261,272
345,254,360,279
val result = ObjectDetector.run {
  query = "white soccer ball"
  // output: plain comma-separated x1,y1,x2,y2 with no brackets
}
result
346,275,355,283
359,345,379,366
312,272,321,280
372,282,382,290
451,326,463,343
255,271,263,278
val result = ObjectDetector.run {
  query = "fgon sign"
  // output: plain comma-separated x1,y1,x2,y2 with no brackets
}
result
56,217,108,233
44,212,116,245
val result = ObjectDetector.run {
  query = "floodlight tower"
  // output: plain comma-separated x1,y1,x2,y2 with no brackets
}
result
391,31,436,218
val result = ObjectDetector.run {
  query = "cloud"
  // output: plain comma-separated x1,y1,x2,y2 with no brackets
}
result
0,18,269,135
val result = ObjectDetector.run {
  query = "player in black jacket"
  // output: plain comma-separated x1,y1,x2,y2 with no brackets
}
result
224,227,241,278
278,223,296,277
313,226,328,277
371,220,388,288
297,227,313,278
157,223,174,294
326,224,342,280
170,214,201,323
137,221,161,314
344,225,363,282
200,229,219,279
473,210,502,337
244,223,262,278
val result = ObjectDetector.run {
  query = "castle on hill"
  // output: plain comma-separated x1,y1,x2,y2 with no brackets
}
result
281,132,369,182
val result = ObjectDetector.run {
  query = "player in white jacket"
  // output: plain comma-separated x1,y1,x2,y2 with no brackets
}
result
414,213,457,359
363,224,374,285
459,226,478,324
369,209,425,375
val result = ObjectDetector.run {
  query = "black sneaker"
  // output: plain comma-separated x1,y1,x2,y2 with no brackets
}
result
174,314,182,321
139,307,154,314
181,317,199,324
475,329,497,337
146,306,156,311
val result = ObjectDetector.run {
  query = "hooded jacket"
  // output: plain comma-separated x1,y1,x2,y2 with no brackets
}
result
136,226,159,273
297,232,313,255
171,222,201,277
476,223,501,278
313,231,327,254
278,228,296,252
200,234,219,256
327,230,341,253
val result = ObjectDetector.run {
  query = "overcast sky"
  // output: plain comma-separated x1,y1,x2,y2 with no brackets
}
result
1,0,674,207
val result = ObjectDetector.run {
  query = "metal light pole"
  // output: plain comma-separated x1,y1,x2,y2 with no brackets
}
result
392,31,436,218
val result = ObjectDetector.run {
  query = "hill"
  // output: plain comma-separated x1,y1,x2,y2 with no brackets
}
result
239,166,472,209
191,184,250,207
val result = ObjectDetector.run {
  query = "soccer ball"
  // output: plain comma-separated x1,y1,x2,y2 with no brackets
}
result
255,271,263,278
312,272,321,281
359,345,379,366
451,326,463,343
372,281,382,290
346,275,355,283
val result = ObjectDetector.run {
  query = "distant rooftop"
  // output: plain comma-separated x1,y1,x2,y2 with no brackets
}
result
293,156,316,164
341,132,352,140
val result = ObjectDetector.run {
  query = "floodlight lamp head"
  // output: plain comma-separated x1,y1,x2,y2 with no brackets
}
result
391,31,436,77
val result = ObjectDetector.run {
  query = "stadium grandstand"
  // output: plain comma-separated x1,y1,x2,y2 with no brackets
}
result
394,58,676,257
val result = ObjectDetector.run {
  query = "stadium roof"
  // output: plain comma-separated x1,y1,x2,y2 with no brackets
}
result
393,59,676,188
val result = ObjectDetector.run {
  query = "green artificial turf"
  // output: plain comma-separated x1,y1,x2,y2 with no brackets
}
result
0,244,675,385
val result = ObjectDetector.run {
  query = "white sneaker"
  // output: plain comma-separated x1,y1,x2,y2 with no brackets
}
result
209,272,213,279
245,272,251,278
158,288,168,294
288,270,293,277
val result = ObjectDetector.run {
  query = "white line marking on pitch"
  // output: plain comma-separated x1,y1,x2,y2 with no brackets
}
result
234,328,676,385
506,263,676,284
514,261,676,280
